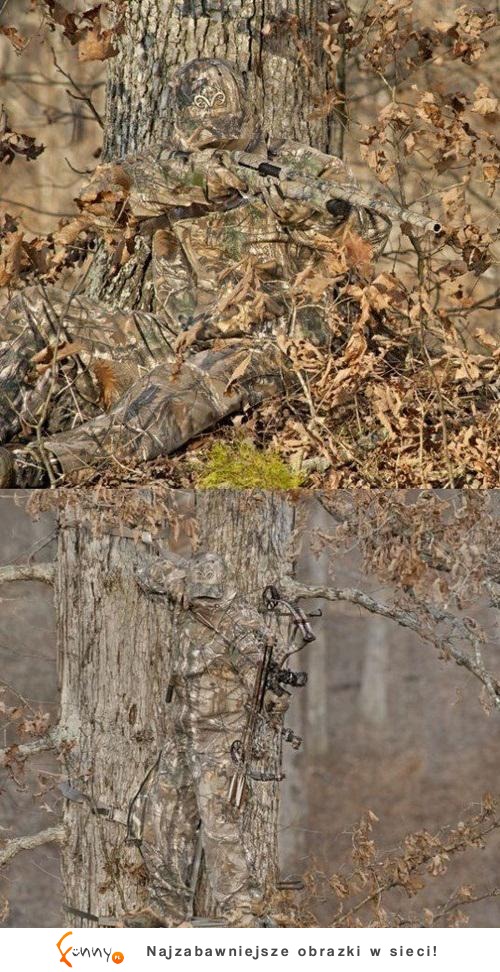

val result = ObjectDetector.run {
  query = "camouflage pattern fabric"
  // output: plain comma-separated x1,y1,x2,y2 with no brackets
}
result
0,285,177,445
0,339,289,486
129,553,289,926
0,57,390,486
116,136,389,344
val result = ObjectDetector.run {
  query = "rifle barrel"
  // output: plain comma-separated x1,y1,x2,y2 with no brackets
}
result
232,151,443,236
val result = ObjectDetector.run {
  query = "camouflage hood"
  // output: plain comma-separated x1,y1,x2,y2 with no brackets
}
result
170,58,259,151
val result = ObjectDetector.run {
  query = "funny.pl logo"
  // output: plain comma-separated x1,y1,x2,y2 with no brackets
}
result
56,931,124,967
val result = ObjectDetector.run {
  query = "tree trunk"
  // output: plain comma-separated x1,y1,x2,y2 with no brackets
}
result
88,0,336,306
56,506,174,923
194,491,296,907
358,615,389,727
56,490,296,925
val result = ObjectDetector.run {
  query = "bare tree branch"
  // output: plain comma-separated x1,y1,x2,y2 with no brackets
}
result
0,727,62,767
0,563,55,585
284,580,500,711
0,825,66,867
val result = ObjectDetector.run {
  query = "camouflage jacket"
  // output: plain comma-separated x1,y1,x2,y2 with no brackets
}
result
82,138,389,345
174,598,274,693
136,554,280,693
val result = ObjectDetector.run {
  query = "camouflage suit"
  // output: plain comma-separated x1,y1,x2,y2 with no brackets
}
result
0,58,388,486
129,552,288,926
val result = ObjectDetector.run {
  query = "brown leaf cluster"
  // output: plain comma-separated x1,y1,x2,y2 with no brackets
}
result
318,491,500,608
334,0,498,75
27,484,177,537
38,0,121,62
298,797,500,927
0,212,92,290
0,25,29,53
0,105,44,166
255,267,499,488
253,2,500,489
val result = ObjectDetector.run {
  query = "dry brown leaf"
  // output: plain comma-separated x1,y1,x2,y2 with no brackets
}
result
472,85,498,117
0,232,24,287
0,25,28,52
344,232,373,275
52,217,89,248
42,0,80,37
0,106,44,165
297,272,332,300
31,341,85,373
78,27,117,62
224,352,254,392
344,331,368,365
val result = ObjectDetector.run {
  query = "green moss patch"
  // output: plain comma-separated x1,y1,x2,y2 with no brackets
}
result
196,441,304,490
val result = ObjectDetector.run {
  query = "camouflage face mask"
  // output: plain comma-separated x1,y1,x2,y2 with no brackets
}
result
186,552,227,601
170,58,260,151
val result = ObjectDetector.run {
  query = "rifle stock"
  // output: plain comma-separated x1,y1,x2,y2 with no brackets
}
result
231,150,443,236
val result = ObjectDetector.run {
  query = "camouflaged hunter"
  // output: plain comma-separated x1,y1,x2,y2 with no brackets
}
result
0,57,394,487
129,551,303,927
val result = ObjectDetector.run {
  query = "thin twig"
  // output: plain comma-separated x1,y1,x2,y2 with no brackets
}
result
431,888,500,925
52,50,103,128
332,819,500,927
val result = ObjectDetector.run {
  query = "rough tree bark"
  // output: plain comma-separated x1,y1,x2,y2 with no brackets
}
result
56,491,296,925
88,0,337,306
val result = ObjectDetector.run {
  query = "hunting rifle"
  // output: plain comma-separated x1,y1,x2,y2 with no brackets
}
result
230,150,443,236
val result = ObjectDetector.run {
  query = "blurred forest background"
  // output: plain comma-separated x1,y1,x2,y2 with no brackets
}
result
1,490,499,927
0,0,104,238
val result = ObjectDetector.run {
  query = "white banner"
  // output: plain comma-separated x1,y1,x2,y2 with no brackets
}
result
0,927,498,971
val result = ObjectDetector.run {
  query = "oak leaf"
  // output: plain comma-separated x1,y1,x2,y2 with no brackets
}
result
78,26,117,62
